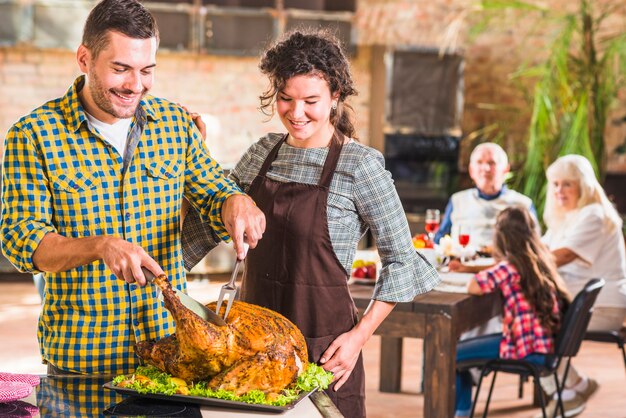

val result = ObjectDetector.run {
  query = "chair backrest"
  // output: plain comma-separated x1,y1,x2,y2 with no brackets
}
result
554,278,605,358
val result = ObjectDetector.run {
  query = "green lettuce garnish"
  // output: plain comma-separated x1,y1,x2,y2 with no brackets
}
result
113,364,333,406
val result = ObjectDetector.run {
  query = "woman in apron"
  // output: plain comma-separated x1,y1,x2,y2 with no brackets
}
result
183,30,439,417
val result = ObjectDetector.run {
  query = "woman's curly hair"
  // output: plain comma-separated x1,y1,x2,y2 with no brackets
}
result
258,29,358,139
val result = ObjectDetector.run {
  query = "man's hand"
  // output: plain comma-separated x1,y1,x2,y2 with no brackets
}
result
100,236,165,286
33,233,164,286
221,195,265,259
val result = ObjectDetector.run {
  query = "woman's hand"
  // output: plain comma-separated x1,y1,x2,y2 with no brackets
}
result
320,300,396,390
320,329,367,391
448,259,469,272
182,105,207,140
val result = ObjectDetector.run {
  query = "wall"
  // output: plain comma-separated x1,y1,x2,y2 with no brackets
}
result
1,0,625,172
0,46,371,167
355,0,626,173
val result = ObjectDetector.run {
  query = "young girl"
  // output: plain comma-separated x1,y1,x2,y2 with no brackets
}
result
455,206,570,418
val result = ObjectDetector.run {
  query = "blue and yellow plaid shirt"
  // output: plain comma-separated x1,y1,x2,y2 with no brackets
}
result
1,76,240,374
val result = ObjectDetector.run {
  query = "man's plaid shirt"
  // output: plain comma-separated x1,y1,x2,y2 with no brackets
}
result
474,261,559,359
1,76,240,374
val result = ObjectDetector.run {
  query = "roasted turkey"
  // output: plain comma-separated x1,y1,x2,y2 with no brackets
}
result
136,275,309,395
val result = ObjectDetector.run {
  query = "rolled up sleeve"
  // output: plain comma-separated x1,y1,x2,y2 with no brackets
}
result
1,125,56,272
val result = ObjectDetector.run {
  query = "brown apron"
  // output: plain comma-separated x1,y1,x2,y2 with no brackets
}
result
241,134,365,418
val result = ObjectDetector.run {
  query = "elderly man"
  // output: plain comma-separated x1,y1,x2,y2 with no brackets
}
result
434,142,537,250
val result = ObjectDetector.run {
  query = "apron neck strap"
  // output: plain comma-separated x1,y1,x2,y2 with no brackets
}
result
257,134,288,177
318,131,343,188
257,132,344,188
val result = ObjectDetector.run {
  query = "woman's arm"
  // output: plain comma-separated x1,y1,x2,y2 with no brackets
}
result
320,300,395,390
448,259,495,273
552,247,580,267
467,277,483,295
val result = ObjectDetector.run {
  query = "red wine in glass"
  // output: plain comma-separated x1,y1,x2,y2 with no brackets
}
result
425,209,441,241
425,220,440,234
458,234,470,247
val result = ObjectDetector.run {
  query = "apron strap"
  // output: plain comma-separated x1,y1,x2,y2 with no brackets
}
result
257,134,288,177
318,131,343,188
258,132,343,188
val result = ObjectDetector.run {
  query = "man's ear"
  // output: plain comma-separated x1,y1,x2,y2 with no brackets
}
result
76,44,90,73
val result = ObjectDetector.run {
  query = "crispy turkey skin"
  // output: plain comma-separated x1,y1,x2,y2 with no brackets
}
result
136,275,309,395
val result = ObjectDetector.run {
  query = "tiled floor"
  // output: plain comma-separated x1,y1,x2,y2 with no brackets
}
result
1,277,625,417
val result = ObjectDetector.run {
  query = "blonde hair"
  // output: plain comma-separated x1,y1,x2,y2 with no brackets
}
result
544,154,622,232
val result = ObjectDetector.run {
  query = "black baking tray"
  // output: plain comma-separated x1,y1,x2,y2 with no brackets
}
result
103,382,316,413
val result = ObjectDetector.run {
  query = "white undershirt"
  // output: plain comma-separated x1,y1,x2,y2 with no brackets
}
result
85,113,132,157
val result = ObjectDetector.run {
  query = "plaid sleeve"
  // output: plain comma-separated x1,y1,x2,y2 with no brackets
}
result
353,152,440,302
1,124,56,272
182,115,243,241
181,207,220,271
474,262,509,294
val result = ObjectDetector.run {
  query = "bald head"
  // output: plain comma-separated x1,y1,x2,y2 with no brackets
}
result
469,143,510,195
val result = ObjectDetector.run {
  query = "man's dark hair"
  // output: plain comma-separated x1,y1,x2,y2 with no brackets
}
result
82,0,159,58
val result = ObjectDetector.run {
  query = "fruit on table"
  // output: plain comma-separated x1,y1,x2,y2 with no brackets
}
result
351,260,377,279
412,233,434,249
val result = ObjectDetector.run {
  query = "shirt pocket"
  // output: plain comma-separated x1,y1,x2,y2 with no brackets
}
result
145,158,183,180
50,170,101,193
49,169,103,236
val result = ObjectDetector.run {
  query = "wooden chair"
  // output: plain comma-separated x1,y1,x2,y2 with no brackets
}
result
457,278,605,418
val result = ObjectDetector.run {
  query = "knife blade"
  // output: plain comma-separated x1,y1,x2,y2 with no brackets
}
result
142,267,227,327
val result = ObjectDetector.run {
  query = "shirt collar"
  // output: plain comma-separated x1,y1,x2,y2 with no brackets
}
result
477,184,507,201
61,75,157,133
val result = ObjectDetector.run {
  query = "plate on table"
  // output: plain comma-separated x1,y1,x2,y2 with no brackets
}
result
349,277,377,286
103,382,316,413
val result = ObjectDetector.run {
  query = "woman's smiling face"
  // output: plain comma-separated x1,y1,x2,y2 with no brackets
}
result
551,177,581,211
276,74,338,148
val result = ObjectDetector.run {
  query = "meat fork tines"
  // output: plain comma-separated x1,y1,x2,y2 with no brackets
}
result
215,243,248,321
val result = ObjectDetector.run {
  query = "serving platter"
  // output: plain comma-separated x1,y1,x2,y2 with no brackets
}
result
103,382,316,413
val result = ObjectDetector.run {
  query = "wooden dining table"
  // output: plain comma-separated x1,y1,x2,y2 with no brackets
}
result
349,283,501,418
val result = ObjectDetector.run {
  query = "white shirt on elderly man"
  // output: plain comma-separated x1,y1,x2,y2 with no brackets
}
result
438,186,535,249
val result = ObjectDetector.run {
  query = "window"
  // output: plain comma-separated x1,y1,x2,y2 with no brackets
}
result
388,49,464,137
0,1,21,45
0,0,355,56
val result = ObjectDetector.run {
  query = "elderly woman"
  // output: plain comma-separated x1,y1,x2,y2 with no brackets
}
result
538,154,626,417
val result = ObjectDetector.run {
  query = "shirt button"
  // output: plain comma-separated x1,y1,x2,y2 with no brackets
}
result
125,212,131,220
133,319,139,327
72,184,79,190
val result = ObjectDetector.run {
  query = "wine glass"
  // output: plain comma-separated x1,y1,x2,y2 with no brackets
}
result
458,225,470,263
425,209,440,242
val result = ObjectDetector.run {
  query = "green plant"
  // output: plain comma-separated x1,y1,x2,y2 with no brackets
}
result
445,1,626,219
513,0,626,217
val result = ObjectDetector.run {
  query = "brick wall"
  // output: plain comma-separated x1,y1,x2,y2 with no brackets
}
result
1,0,625,171
0,46,371,166
355,0,626,172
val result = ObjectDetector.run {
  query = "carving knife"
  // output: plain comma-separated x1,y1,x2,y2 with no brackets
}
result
142,267,227,327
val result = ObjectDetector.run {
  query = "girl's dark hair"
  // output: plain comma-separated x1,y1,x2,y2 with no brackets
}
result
493,207,571,334
82,0,159,59
258,29,358,140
